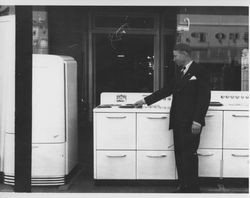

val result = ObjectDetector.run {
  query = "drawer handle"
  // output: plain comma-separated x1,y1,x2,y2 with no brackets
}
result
6,131,14,134
106,154,127,158
197,153,214,157
168,144,174,148
146,154,167,158
232,114,249,118
205,114,214,117
147,116,168,119
106,116,127,119
232,154,249,157
32,146,39,149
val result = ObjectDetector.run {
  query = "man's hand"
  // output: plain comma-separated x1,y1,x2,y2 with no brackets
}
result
191,121,202,135
134,99,146,108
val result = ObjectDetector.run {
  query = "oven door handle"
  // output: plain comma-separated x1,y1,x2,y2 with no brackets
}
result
147,116,168,119
231,154,249,157
232,114,249,118
146,154,167,158
197,153,214,157
106,154,127,158
106,116,127,119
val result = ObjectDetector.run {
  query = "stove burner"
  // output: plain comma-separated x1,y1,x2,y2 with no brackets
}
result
119,104,137,108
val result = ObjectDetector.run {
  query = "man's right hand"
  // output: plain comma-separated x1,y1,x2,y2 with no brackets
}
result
134,99,146,108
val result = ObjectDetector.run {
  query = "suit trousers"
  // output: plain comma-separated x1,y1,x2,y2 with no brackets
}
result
173,123,201,193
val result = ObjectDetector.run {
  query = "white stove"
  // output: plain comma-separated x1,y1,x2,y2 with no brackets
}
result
94,92,171,113
93,91,249,180
93,91,249,113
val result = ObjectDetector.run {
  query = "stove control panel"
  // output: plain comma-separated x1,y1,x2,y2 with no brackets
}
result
211,91,249,107
100,92,172,109
98,91,249,110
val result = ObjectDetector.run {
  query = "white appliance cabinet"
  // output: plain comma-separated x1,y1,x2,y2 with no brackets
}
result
93,92,249,180
94,112,136,179
136,113,175,179
3,55,78,186
223,110,249,178
94,108,249,180
198,111,223,178
94,111,176,180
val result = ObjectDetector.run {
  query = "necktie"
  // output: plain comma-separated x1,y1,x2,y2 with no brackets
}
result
180,66,186,77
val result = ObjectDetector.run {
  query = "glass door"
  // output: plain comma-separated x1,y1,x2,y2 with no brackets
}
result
94,34,154,106
89,9,160,110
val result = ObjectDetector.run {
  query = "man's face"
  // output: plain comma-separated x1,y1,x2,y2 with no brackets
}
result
173,50,186,68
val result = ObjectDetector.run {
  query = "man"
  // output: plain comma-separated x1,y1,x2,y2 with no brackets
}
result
134,43,211,193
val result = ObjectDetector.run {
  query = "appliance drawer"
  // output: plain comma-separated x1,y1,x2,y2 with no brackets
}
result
223,111,249,149
137,113,173,150
137,151,176,180
223,149,249,178
200,111,223,149
96,150,136,179
197,149,222,177
32,143,65,177
95,113,136,149
4,133,65,177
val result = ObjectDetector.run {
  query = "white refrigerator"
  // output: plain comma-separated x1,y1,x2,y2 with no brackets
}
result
0,15,15,179
3,54,78,186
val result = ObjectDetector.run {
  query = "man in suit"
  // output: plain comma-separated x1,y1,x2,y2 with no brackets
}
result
134,43,211,193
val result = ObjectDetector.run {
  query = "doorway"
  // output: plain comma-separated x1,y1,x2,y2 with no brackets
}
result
94,34,154,106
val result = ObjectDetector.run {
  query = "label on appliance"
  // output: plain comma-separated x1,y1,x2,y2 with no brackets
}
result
116,94,127,103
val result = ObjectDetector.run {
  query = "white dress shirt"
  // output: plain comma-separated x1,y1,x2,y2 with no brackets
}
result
182,60,193,75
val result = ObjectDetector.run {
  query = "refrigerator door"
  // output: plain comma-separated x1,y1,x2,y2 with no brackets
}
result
32,55,66,143
0,15,15,172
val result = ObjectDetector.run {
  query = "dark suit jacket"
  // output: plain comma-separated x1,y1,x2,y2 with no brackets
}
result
144,62,211,129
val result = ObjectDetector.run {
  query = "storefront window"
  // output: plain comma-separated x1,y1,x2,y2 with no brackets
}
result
164,7,249,91
92,10,157,106
92,7,248,108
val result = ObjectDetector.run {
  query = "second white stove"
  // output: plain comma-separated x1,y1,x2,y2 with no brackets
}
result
93,91,249,180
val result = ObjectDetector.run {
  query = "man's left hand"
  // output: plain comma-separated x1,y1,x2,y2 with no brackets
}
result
191,122,201,135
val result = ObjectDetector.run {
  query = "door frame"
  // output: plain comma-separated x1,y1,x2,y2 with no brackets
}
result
87,9,162,119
